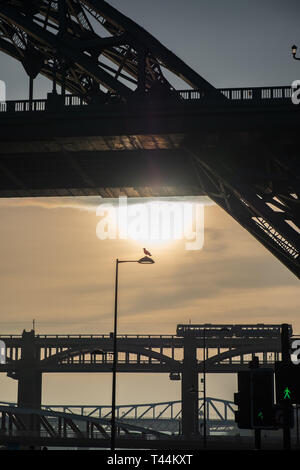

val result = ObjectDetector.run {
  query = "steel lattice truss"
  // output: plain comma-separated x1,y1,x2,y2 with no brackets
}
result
0,0,218,101
186,136,300,278
0,404,167,441
0,397,236,434
0,1,299,278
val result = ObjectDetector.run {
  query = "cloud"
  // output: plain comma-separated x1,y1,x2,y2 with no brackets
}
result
0,195,213,212
0,196,103,212
0,199,298,337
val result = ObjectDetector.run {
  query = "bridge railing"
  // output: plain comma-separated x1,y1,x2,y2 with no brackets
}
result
0,334,176,339
64,95,88,107
0,100,47,112
0,397,236,422
0,404,165,440
0,86,294,113
178,86,293,102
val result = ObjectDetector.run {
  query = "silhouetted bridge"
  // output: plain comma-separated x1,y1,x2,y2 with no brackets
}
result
0,0,299,277
0,396,236,441
0,323,291,437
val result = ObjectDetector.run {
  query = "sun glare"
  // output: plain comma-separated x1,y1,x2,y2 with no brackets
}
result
96,197,206,251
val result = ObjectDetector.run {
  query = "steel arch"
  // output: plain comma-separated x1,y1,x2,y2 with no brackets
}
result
0,0,223,101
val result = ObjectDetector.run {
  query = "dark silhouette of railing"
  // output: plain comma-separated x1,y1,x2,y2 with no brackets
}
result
0,397,236,439
0,86,294,114
179,86,293,101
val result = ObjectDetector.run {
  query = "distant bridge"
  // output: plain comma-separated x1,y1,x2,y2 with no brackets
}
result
0,397,236,448
0,323,290,436
0,324,285,376
0,397,236,434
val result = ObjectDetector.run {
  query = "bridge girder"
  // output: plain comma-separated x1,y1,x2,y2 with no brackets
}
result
0,2,298,278
0,334,282,375
42,343,180,369
185,134,300,279
0,404,165,441
0,0,221,102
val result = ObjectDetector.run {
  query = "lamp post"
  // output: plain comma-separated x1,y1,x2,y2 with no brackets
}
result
189,328,207,448
203,327,207,448
297,405,299,447
111,255,154,452
292,44,300,60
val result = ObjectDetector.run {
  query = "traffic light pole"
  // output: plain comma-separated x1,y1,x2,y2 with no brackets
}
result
254,428,261,450
249,357,261,450
281,324,291,451
203,328,207,448
297,406,299,447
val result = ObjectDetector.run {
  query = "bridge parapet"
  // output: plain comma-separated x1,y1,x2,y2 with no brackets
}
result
179,86,293,102
0,397,236,436
0,327,283,373
0,86,294,114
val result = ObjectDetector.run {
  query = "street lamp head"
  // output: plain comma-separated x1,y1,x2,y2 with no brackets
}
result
92,349,104,355
292,44,298,57
138,256,155,264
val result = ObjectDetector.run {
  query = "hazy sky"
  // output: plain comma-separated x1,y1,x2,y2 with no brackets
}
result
0,0,299,407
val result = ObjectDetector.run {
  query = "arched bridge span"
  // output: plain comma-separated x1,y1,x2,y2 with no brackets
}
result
0,2,299,276
0,324,292,437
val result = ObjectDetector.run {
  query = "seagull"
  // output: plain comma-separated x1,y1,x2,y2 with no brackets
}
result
143,248,152,256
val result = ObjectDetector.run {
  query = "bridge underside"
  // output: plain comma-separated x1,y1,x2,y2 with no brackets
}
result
0,101,299,277
0,0,298,277
0,149,200,198
0,100,299,199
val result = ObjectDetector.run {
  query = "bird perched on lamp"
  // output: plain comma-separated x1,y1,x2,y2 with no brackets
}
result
143,248,152,256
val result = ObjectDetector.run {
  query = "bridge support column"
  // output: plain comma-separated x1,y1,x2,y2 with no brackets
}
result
181,335,198,437
17,330,42,435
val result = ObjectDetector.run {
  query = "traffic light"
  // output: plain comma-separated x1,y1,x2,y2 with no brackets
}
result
234,369,274,429
234,371,252,429
275,361,300,404
251,369,274,428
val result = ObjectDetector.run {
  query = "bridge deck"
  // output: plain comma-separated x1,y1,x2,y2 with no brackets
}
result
0,87,297,198
0,326,284,374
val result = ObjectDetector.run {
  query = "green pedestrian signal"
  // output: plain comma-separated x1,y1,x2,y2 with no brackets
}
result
275,362,300,405
258,411,263,421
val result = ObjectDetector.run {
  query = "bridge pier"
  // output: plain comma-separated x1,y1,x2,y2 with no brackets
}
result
181,336,198,437
17,330,42,435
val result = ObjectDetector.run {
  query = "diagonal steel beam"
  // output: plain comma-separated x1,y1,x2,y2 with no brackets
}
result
186,144,300,278
82,0,224,96
0,3,134,98
0,35,92,96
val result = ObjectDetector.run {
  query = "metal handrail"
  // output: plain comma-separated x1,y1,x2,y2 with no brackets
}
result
0,396,236,421
0,334,176,339
0,85,294,113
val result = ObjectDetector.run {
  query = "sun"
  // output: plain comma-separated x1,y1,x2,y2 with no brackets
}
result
96,197,206,251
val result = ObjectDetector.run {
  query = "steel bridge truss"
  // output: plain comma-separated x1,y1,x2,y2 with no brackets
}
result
0,404,166,444
186,136,300,278
0,0,221,102
1,328,284,374
0,2,298,278
0,397,236,438
0,324,291,437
